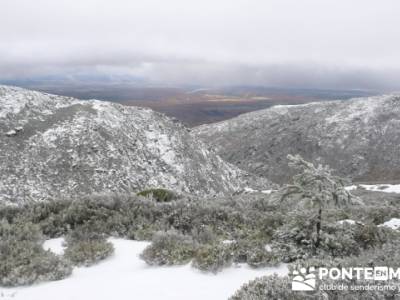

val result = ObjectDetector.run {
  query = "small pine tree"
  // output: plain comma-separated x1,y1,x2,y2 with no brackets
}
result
278,154,359,253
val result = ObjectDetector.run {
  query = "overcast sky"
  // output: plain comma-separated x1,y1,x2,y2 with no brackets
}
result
1,0,400,90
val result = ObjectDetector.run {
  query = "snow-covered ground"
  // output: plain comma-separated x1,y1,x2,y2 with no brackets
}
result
346,184,400,193
43,237,66,255
337,219,357,225
0,238,288,300
379,218,400,230
243,187,274,194
245,183,400,195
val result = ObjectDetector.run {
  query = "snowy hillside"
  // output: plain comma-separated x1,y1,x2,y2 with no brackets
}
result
194,94,400,184
0,85,267,204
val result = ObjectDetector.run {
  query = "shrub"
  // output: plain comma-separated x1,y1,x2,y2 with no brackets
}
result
140,231,195,265
190,225,218,244
228,236,278,267
137,189,177,202
64,226,114,266
229,274,400,300
192,243,233,273
246,246,278,268
64,240,114,266
0,219,72,287
229,275,296,300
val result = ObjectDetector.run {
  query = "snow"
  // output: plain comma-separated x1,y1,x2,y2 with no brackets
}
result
243,187,273,194
359,184,400,194
261,190,273,194
345,185,357,191
379,218,400,230
5,130,16,136
243,187,258,193
222,239,235,245
337,219,357,225
43,238,66,255
345,184,400,194
1,238,288,300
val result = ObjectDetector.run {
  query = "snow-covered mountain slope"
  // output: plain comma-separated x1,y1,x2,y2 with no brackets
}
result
194,95,400,184
0,238,288,300
0,86,266,203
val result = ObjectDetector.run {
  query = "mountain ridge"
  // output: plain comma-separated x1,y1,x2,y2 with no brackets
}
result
0,85,268,204
194,94,400,184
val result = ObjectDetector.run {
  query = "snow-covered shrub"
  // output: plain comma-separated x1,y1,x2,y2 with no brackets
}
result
229,274,400,300
127,224,160,240
137,188,178,202
229,275,296,300
228,233,278,267
0,219,72,287
192,243,233,273
246,246,278,268
271,210,317,261
319,224,361,257
64,226,114,266
140,231,195,265
272,212,396,260
191,225,218,244
295,240,400,273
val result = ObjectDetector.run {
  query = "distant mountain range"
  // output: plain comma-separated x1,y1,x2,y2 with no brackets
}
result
0,86,267,204
194,94,400,184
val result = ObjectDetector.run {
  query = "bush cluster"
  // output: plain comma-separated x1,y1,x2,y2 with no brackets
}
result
192,243,233,273
137,188,178,202
140,230,278,273
64,226,114,266
229,274,400,300
1,187,399,278
140,231,195,266
231,237,400,300
271,209,400,262
0,219,72,287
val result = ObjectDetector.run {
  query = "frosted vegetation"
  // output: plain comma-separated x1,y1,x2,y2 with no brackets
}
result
0,155,399,298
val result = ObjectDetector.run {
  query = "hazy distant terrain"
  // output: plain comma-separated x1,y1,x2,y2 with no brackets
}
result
1,81,377,126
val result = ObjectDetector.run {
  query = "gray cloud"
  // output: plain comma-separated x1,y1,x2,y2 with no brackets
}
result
1,0,400,90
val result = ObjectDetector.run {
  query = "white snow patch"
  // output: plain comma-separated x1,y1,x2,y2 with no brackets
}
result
243,187,257,193
261,190,272,194
345,185,357,191
1,238,288,300
43,238,66,255
222,240,235,245
345,184,400,194
360,184,400,194
379,218,400,230
243,187,273,194
337,219,357,225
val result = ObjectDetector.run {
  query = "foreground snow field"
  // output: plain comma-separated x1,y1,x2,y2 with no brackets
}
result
0,238,288,300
